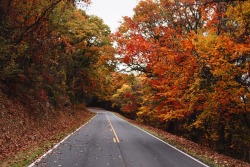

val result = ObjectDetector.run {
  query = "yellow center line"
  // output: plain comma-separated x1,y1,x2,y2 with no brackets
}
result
105,113,120,143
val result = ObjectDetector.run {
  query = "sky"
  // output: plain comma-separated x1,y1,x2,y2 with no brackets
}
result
85,0,139,32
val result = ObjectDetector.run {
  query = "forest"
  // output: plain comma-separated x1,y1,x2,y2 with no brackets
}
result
0,0,249,164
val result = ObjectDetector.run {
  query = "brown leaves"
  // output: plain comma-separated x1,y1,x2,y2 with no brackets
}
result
0,88,94,165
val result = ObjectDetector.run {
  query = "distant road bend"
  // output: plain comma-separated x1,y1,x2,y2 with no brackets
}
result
29,107,209,167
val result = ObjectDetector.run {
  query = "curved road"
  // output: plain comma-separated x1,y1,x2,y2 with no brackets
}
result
30,108,209,167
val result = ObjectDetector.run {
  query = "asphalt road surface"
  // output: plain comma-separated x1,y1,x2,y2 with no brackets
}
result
29,107,209,167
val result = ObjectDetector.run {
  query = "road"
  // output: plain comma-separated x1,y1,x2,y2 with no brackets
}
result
30,108,209,167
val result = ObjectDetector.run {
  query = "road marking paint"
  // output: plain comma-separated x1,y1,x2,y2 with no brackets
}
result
28,113,98,167
113,138,116,143
112,112,210,167
105,113,120,143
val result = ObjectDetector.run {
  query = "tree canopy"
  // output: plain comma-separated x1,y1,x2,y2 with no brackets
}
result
112,0,250,162
0,0,115,109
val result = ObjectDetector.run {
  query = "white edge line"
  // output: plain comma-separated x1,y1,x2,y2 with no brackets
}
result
28,113,98,167
111,112,210,167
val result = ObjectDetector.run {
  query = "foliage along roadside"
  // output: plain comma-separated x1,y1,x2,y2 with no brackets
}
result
112,0,250,163
0,1,116,165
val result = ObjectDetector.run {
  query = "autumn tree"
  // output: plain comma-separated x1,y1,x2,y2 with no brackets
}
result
111,74,143,119
113,0,250,162
0,0,115,110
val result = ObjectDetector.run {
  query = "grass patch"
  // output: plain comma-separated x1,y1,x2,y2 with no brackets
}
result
1,146,43,167
10,147,43,167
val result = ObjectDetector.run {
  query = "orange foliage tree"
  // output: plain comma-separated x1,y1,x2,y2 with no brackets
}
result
113,0,250,161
